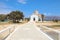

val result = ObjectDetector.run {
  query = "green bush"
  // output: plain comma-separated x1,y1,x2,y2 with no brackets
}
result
52,19,58,22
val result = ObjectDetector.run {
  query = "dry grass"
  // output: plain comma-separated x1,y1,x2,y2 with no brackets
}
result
0,22,12,31
0,21,28,31
36,21,60,31
0,21,28,40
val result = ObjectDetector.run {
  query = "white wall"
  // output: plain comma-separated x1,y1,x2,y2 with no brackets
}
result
30,15,38,22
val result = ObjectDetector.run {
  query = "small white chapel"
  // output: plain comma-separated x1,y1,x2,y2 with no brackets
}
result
30,10,43,22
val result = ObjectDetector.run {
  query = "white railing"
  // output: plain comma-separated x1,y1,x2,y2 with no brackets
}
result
37,25,60,40
0,25,15,40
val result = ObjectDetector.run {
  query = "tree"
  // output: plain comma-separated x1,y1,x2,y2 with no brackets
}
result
0,14,7,22
41,14,44,22
7,10,24,23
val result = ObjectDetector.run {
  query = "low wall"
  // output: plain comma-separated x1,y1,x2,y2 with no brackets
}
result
0,25,15,40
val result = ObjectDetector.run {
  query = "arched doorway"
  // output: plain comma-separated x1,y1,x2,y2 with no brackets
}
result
33,17,35,21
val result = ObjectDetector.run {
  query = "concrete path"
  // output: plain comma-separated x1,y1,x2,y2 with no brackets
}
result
5,22,53,40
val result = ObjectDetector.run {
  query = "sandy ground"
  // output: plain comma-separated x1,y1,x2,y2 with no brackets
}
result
35,21,60,40
0,21,60,40
0,21,60,31
35,21,60,31
36,21,60,26
0,21,28,40
0,21,27,31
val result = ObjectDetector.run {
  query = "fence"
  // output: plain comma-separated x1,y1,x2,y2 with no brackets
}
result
0,25,15,40
37,25,60,40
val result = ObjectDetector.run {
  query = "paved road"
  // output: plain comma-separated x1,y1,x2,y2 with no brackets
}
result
5,22,52,40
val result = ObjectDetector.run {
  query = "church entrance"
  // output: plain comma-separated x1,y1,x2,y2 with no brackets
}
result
33,18,35,21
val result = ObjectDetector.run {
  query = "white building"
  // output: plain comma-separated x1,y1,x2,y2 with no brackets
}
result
30,10,42,22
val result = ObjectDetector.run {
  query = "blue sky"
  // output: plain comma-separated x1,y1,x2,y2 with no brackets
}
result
0,0,60,17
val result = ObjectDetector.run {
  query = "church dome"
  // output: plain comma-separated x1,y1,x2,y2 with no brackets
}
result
33,10,42,17
34,10,39,14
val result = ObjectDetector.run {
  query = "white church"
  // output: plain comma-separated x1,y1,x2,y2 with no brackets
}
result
30,10,43,22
